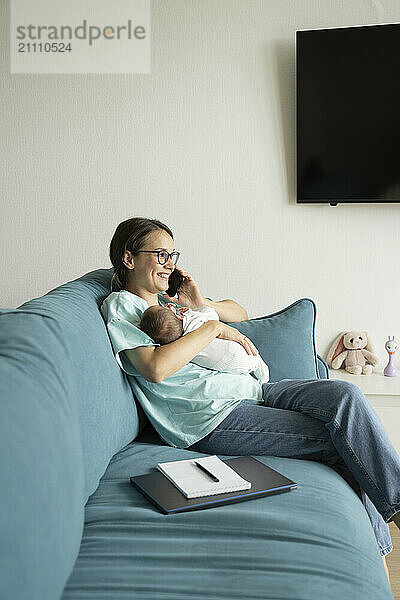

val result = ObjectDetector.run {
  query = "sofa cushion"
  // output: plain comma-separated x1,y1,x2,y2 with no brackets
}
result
0,268,142,600
229,298,320,382
15,268,141,501
317,354,329,378
62,441,392,599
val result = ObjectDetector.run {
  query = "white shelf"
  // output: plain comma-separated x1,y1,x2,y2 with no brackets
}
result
329,368,400,397
328,368,400,454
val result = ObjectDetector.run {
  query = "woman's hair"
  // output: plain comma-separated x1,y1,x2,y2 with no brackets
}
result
139,306,183,345
109,217,174,292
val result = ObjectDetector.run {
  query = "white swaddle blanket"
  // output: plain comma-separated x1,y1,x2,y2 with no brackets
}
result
182,306,269,384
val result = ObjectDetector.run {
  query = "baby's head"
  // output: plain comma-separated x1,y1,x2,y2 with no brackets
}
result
139,305,184,345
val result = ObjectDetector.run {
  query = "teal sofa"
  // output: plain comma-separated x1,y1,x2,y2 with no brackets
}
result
0,269,393,600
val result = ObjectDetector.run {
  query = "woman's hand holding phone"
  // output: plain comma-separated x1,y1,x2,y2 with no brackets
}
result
163,265,207,309
216,322,259,356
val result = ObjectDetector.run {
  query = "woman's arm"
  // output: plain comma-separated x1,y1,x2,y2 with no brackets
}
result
125,321,258,383
126,321,222,383
203,298,249,323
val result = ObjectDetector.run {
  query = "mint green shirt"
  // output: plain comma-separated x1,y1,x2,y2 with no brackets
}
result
100,290,263,449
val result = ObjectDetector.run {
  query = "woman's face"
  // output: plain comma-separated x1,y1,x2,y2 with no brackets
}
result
127,229,176,295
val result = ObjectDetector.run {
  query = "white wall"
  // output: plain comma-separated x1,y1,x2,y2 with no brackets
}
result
1,0,399,369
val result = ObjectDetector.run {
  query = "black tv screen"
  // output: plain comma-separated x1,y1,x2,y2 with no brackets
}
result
296,23,400,204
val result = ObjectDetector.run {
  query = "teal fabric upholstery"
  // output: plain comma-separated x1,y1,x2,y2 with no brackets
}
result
0,310,84,600
317,354,330,379
1,269,391,600
0,269,141,600
230,298,320,382
15,269,142,499
62,441,392,600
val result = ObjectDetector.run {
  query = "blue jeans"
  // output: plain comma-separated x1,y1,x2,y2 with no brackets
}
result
188,379,400,556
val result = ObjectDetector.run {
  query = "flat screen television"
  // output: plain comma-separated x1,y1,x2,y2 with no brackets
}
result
296,23,400,205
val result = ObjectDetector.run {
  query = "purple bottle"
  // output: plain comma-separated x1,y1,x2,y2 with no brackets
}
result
384,336,398,377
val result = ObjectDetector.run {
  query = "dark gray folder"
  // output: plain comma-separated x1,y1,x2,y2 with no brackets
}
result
130,456,297,514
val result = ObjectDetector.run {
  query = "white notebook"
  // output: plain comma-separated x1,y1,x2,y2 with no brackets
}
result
156,455,252,499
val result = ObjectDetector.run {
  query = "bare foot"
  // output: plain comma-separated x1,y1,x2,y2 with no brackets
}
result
382,555,391,586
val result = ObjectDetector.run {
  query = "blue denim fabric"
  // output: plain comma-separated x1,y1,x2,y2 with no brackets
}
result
188,379,400,557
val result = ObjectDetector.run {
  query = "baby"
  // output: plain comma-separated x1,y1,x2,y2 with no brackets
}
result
139,302,269,384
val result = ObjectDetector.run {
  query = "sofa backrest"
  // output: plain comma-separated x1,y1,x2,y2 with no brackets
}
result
0,268,141,600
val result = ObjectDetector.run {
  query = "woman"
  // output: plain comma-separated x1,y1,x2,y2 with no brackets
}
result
102,216,400,582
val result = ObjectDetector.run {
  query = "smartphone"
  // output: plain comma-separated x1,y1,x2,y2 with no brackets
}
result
166,269,184,297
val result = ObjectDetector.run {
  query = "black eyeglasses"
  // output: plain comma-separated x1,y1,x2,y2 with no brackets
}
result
135,250,180,265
